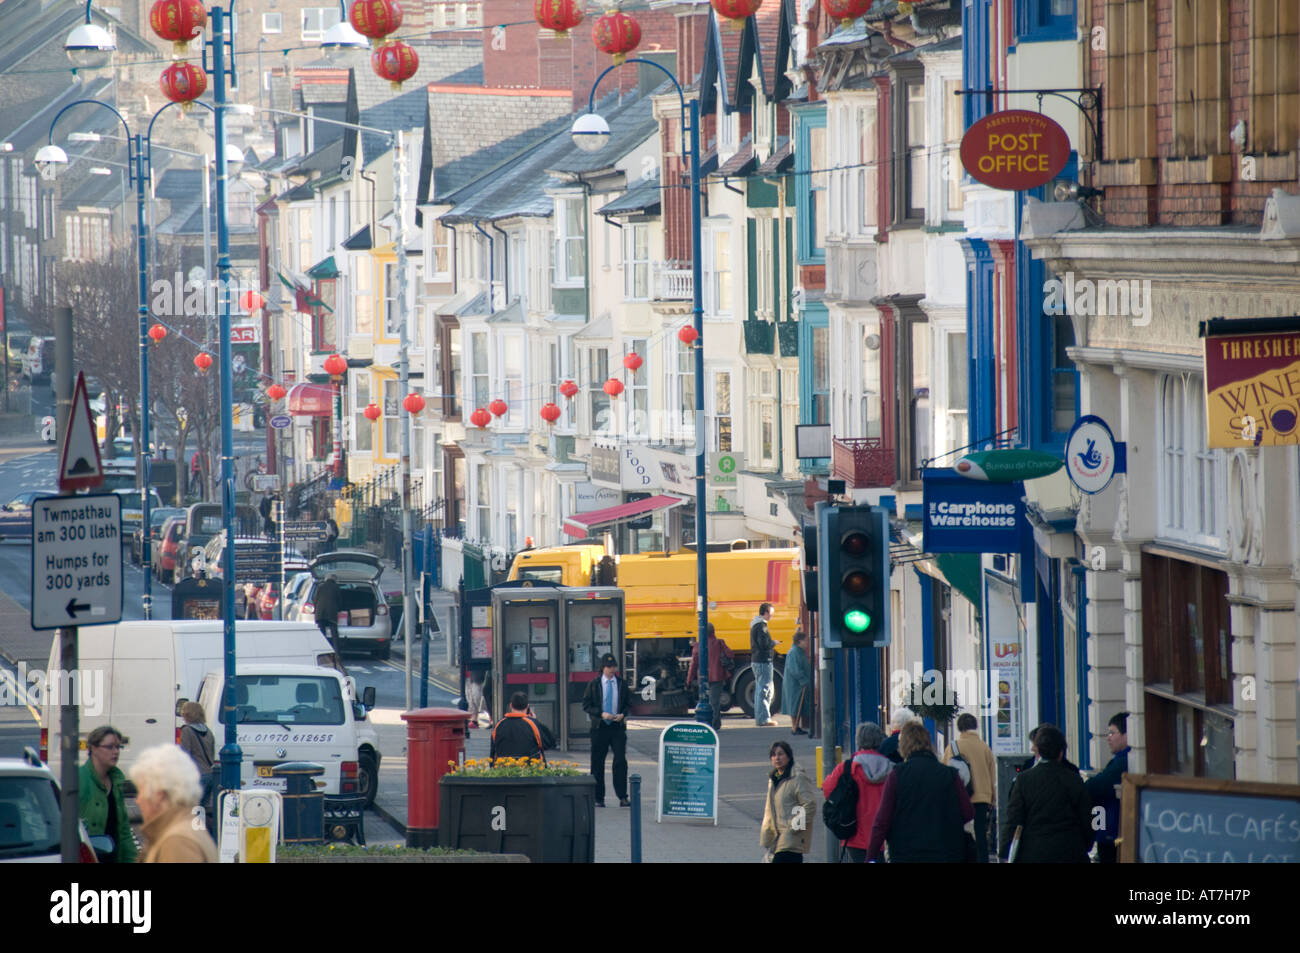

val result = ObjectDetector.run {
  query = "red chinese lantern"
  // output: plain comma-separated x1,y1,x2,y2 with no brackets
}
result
159,62,207,110
371,40,418,90
559,379,579,399
349,0,403,39
403,392,426,414
488,398,509,418
534,0,584,35
267,383,287,401
238,290,264,312
149,0,207,56
603,378,624,397
194,352,213,372
148,324,167,344
678,325,699,345
593,9,640,65
710,0,761,27
323,353,348,377
821,0,870,28
622,352,643,372
539,402,562,424
470,407,492,429
364,403,382,421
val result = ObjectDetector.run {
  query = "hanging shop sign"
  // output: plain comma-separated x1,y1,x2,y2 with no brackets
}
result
591,443,621,486
1203,328,1300,449
1064,415,1126,494
959,109,1072,191
954,449,1063,482
922,468,1025,554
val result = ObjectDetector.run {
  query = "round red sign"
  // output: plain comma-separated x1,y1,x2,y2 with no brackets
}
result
959,109,1072,191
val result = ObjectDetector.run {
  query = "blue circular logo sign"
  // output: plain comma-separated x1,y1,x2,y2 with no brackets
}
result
1064,415,1118,494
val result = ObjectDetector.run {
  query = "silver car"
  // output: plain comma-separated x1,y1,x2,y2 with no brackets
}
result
298,551,392,659
0,750,98,863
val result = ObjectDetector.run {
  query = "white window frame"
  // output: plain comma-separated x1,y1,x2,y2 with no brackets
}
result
663,337,695,441
704,226,733,319
709,370,732,453
626,338,648,437
353,374,373,453
554,194,585,287
383,262,399,336
623,224,649,301
500,333,523,427
429,217,451,280
262,11,282,33
383,378,400,457
1157,373,1226,551
300,7,340,41
469,330,490,411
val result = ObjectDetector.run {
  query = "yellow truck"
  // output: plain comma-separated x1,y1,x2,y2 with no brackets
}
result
508,543,801,716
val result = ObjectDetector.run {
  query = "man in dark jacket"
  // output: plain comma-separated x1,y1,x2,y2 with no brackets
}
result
490,692,546,761
686,623,734,731
749,602,776,726
582,654,632,807
867,722,974,862
1085,711,1130,863
313,573,341,654
1000,723,1094,863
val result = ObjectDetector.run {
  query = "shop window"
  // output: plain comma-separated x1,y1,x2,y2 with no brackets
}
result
1172,0,1230,157
1248,1,1300,155
1103,0,1158,160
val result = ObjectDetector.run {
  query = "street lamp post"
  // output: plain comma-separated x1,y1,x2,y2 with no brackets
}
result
573,60,711,726
37,99,222,624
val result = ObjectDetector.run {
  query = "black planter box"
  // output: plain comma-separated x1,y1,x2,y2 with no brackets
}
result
438,775,597,863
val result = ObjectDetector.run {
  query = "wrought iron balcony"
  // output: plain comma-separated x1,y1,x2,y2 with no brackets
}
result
653,260,692,300
832,436,896,489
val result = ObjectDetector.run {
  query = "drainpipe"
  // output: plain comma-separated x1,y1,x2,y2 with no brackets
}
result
577,178,592,322
490,220,509,304
473,220,495,314
765,176,787,474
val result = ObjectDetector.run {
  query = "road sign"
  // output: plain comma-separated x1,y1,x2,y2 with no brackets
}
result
269,414,292,430
58,372,104,492
282,520,329,542
251,473,281,492
31,494,123,630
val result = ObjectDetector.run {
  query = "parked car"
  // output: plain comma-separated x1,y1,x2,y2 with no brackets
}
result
0,749,99,863
112,488,163,547
280,571,314,622
202,536,307,616
153,516,187,583
297,551,392,659
180,502,261,570
131,506,185,565
0,491,55,542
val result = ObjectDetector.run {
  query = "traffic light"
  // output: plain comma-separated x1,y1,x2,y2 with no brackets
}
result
800,520,818,612
818,504,890,649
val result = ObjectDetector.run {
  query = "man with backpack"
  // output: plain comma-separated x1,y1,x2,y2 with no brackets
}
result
821,722,892,862
686,623,734,731
943,712,997,862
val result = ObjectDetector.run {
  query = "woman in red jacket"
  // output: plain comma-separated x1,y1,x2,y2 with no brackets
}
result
821,722,893,862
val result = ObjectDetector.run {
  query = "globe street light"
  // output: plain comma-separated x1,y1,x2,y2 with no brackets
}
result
65,0,116,69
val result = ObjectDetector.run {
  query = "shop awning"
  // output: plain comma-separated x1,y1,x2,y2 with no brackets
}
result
563,495,686,538
287,382,333,417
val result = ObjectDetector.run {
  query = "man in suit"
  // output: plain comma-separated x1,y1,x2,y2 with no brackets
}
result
582,654,631,807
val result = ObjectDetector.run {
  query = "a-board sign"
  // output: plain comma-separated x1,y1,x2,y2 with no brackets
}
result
1120,773,1300,863
657,721,719,824
31,493,122,630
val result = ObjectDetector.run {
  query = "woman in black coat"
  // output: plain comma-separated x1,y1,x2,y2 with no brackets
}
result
1000,724,1094,862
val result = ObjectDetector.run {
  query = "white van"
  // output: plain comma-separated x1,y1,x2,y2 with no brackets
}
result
196,664,371,803
40,621,381,803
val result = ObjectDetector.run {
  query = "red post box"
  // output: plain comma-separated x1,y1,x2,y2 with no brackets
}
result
401,707,469,848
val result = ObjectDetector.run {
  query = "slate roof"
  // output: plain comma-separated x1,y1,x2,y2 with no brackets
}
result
342,224,372,250
597,175,661,217
428,110,575,204
756,136,793,175
357,84,428,168
717,137,755,177
154,168,204,201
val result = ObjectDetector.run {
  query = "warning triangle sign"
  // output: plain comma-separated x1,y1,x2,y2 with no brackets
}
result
58,371,105,492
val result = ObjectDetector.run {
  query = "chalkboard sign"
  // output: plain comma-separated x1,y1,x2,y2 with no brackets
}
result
657,722,719,824
1121,773,1300,863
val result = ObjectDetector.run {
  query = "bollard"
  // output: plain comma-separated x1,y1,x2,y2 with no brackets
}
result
274,762,325,845
630,774,642,863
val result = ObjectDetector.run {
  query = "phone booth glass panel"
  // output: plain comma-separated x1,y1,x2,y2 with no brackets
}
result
492,588,562,744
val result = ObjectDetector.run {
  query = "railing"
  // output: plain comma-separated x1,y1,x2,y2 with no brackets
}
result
653,261,693,300
832,436,897,489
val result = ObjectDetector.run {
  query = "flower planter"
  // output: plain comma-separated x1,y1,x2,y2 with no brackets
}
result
438,774,597,863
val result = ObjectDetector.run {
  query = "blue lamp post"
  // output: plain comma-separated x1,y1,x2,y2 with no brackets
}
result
573,60,712,726
37,98,220,625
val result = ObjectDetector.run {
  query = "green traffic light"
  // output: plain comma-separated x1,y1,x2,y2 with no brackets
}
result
844,609,871,633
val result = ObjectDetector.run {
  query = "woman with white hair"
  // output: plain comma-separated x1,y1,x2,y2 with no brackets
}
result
128,745,218,863
878,707,919,764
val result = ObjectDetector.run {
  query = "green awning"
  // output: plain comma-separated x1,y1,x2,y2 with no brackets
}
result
307,255,339,279
934,552,983,618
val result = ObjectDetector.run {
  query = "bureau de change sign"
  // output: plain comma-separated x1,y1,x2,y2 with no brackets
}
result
657,722,719,824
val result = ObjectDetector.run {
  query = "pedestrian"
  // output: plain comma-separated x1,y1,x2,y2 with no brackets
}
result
821,722,892,862
582,653,631,807
79,725,137,863
1085,711,1130,863
323,514,339,553
943,712,997,862
686,623,734,731
999,723,1094,863
178,701,216,826
313,572,341,655
878,707,918,764
490,692,546,762
259,493,275,536
867,722,974,862
760,739,818,863
781,629,813,735
749,601,777,726
128,745,218,863
464,667,487,730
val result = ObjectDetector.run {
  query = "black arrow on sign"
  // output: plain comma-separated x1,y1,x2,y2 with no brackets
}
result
66,598,91,618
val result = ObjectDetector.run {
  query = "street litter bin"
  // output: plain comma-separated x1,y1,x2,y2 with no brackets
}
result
401,707,469,848
274,762,325,845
